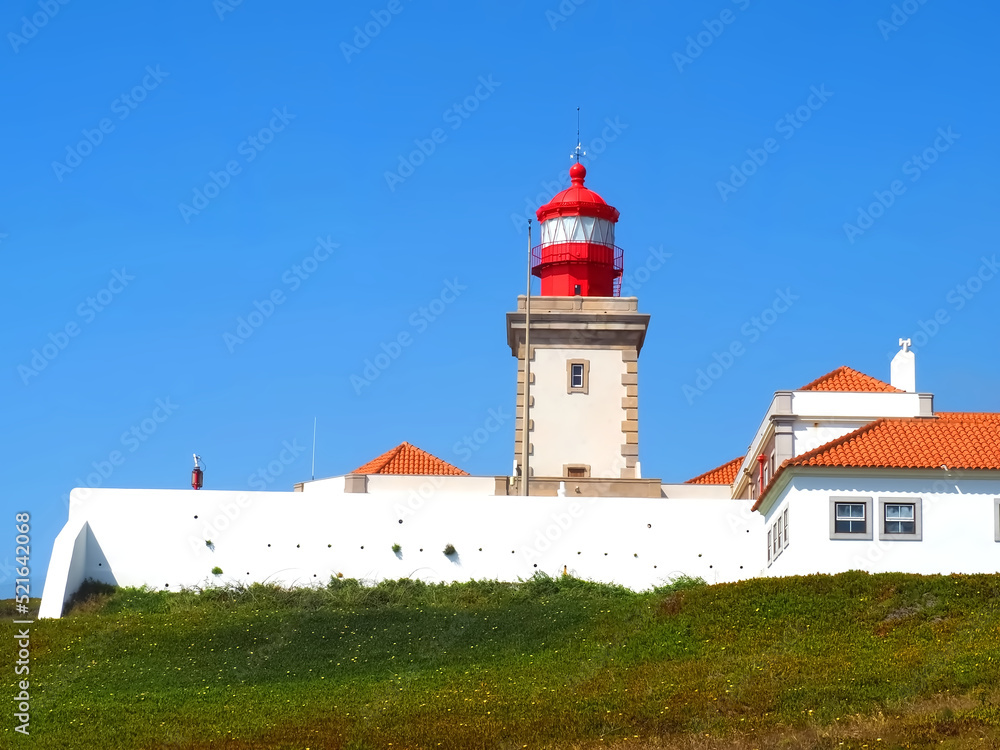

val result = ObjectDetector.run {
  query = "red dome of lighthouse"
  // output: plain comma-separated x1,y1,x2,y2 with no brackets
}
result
536,163,620,223
531,163,623,297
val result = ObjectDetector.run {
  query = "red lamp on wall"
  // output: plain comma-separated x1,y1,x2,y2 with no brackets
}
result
192,454,203,491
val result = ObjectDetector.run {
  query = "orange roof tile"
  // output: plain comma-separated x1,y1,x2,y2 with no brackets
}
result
753,412,1000,510
685,456,744,485
799,366,902,393
351,442,468,476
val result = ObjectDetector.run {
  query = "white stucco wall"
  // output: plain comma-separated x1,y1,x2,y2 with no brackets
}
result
763,474,1000,577
530,347,627,477
660,483,732,500
789,391,924,419
40,484,764,617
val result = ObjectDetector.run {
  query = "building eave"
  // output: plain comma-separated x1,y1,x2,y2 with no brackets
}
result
753,465,1000,516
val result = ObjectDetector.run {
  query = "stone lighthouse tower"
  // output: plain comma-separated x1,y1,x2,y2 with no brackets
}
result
506,161,651,493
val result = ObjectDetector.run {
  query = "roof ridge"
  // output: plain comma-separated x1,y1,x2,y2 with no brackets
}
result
351,441,468,476
798,365,901,393
798,365,849,391
934,411,1000,419
362,443,404,474
684,456,744,485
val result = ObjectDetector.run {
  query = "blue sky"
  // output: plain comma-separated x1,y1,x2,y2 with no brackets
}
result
2,0,998,590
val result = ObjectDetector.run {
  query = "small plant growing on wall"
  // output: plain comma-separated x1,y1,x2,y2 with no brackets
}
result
392,543,402,554
205,540,214,550
443,543,457,556
211,566,223,576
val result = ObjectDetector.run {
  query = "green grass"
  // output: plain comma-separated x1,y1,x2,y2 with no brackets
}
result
3,571,1000,749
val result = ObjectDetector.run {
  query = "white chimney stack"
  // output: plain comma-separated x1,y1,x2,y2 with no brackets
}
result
891,338,916,392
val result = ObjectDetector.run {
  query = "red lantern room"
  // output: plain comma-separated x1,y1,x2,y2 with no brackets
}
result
532,162,624,297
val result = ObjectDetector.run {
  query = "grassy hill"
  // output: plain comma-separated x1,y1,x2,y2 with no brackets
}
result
3,571,1000,749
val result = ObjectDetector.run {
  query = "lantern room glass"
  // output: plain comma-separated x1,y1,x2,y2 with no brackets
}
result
540,217,615,248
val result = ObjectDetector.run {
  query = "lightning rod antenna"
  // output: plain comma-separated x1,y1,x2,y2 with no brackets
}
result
311,417,317,481
571,107,585,163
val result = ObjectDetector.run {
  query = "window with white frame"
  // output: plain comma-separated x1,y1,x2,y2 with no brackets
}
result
884,504,915,534
878,498,922,541
829,497,873,540
767,507,788,566
836,503,866,533
566,360,589,394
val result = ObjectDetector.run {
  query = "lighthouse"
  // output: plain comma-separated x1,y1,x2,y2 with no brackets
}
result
506,161,651,493
533,162,623,297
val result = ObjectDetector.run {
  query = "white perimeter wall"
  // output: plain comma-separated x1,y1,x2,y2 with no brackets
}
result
764,475,1000,577
40,485,765,617
530,347,627,477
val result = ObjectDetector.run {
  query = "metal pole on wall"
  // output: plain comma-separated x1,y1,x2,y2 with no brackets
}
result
311,416,317,481
521,220,532,496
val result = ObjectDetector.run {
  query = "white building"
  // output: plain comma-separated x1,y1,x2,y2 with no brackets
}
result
688,354,1000,578
39,165,1000,618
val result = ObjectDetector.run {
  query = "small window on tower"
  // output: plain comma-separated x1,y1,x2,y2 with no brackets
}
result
565,465,590,478
566,360,590,394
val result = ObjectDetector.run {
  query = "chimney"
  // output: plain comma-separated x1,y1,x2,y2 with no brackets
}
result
891,338,915,392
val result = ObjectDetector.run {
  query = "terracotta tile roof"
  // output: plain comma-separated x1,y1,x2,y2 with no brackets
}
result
351,442,468,476
685,456,744,485
799,366,902,393
753,412,1000,510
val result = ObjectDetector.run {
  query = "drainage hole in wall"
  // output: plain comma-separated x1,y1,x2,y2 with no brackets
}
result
577,551,581,555
297,544,301,548
478,547,482,551
98,563,102,566
360,545,364,549
533,564,537,567
419,548,423,552
633,553,638,558
398,519,403,524
328,544,332,548
604,552,608,556
709,565,713,569
647,523,651,528
267,544,271,548
740,565,744,569
194,515,198,519
698,553,702,557
653,565,657,569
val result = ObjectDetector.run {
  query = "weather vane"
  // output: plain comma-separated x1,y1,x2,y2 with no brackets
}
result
571,107,585,163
